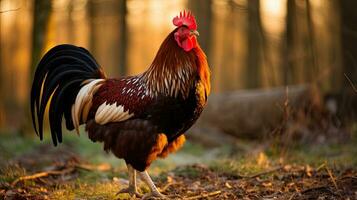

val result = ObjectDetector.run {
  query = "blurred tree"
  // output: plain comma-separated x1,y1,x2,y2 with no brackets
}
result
22,0,52,134
30,0,52,76
209,0,244,92
0,10,3,128
67,0,75,43
246,0,262,88
88,0,127,77
118,0,127,76
282,0,296,85
88,0,96,50
337,0,357,120
188,0,212,60
282,1,316,85
305,0,318,80
340,0,357,90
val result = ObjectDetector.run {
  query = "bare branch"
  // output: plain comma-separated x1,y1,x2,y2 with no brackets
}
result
344,73,357,93
11,167,75,186
186,191,222,200
0,7,21,13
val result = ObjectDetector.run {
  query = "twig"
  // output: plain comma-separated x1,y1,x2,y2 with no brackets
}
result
325,165,338,190
11,167,75,186
186,191,221,200
160,182,179,192
75,163,110,171
75,164,96,171
248,167,283,179
324,164,343,200
288,192,297,200
10,162,111,187
233,166,283,179
344,73,357,93
316,162,326,172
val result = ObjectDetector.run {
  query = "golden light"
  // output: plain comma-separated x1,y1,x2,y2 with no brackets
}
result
128,0,186,29
261,0,285,17
260,0,287,34
126,0,187,75
1,0,18,28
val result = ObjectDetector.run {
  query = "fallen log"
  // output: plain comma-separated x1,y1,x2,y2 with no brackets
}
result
188,85,321,144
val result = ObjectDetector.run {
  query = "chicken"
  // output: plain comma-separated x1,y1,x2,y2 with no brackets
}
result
30,11,210,199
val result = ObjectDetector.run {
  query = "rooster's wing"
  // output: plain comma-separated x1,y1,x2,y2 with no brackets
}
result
89,77,153,125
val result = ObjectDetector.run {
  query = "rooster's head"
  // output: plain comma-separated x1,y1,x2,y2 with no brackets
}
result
173,11,199,52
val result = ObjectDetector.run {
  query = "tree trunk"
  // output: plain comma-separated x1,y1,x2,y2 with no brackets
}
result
88,0,127,77
0,10,3,128
88,0,96,52
340,1,357,89
282,0,296,85
188,0,212,60
246,0,261,88
305,1,318,81
30,0,51,77
118,0,127,76
337,0,357,120
23,0,51,134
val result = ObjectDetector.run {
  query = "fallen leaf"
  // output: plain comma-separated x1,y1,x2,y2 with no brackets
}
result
97,163,111,171
283,165,292,171
167,176,173,183
225,182,232,189
257,152,269,166
262,182,272,187
305,165,313,177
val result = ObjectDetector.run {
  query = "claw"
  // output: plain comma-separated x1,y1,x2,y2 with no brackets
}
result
141,191,167,200
139,171,167,200
117,164,142,198
116,187,143,198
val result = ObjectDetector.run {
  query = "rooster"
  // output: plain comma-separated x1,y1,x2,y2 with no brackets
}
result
30,11,210,199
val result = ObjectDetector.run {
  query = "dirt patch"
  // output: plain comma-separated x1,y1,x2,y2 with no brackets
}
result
157,164,357,199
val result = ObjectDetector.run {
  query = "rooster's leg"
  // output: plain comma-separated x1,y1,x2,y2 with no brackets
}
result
139,171,166,199
116,164,142,197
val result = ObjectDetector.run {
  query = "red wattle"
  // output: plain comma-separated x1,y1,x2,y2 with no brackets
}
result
181,39,191,52
174,31,197,52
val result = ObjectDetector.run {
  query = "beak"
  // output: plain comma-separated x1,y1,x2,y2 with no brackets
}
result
191,30,199,37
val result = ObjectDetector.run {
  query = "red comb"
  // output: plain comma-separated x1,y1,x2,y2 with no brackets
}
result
172,10,197,30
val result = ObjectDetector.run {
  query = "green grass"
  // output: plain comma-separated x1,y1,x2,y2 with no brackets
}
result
0,164,26,183
283,141,357,169
52,181,120,200
0,133,41,159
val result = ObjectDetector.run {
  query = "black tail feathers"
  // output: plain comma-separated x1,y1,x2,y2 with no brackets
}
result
30,44,106,146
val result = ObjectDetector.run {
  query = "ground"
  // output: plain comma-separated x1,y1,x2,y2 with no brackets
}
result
0,130,356,200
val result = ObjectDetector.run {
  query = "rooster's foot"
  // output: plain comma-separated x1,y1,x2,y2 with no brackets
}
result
141,191,167,200
116,187,143,198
